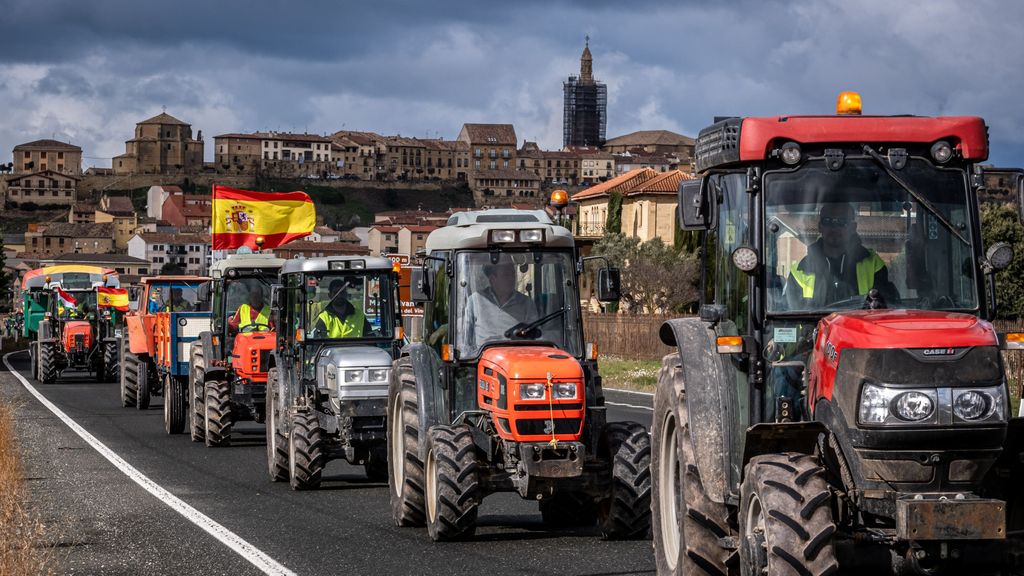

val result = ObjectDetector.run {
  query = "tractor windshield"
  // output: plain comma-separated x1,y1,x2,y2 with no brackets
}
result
225,276,274,335
58,290,97,319
455,251,582,359
146,283,201,313
764,158,977,314
304,272,394,340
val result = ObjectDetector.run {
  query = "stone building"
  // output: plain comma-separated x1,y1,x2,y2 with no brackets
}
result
458,123,518,172
572,167,692,244
563,37,607,148
4,170,81,207
24,223,115,257
12,139,82,175
94,195,139,250
213,131,337,178
113,112,205,175
367,224,438,257
517,142,582,185
127,232,211,276
602,129,695,159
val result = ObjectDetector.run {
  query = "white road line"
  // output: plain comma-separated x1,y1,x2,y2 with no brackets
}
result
605,400,653,411
606,388,654,397
2,352,297,576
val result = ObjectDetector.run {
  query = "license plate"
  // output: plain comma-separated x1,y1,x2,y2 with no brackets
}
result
896,497,1006,540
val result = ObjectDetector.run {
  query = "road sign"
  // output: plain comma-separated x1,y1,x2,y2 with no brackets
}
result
385,254,423,317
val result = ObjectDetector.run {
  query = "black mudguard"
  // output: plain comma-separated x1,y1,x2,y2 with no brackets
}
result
404,342,448,463
196,332,227,382
660,317,738,503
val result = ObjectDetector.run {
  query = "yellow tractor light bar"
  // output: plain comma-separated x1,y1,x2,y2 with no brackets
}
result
717,335,745,354
836,91,862,115
1001,332,1024,351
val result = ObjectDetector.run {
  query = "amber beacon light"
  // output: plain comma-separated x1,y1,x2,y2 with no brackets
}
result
836,91,862,115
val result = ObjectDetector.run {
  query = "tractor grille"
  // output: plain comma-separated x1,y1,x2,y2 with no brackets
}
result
74,334,85,351
516,418,581,436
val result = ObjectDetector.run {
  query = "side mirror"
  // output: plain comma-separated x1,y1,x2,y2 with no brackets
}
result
410,268,432,302
197,281,211,304
678,178,711,231
596,268,621,302
270,284,283,310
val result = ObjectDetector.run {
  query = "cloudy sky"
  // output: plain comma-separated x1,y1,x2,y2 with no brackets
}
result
2,0,1023,169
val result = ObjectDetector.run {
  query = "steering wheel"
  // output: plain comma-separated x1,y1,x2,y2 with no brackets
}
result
240,323,272,333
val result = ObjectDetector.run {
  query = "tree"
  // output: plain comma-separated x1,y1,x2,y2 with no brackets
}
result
592,233,700,315
605,191,623,234
981,203,1024,319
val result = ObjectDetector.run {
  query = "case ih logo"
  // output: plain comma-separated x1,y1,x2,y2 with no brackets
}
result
922,348,957,356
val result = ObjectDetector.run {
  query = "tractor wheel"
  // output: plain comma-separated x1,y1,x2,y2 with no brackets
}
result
387,359,426,526
103,340,119,383
135,358,151,410
265,368,288,482
652,355,733,576
189,346,206,442
203,380,232,447
120,344,138,408
539,492,598,527
739,453,839,576
598,421,652,540
163,375,187,435
364,445,388,482
424,424,479,541
37,341,58,384
288,410,324,490
29,342,38,381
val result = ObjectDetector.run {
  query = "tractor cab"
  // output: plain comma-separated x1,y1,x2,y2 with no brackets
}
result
388,208,650,542
651,93,1024,575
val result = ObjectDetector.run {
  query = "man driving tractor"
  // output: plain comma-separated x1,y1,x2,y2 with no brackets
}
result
313,278,372,338
460,260,538,352
229,285,272,333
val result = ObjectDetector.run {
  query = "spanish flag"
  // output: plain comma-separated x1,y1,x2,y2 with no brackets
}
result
212,185,316,250
97,287,130,311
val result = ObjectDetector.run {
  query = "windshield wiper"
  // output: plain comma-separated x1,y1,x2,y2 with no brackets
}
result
504,307,565,339
861,144,969,246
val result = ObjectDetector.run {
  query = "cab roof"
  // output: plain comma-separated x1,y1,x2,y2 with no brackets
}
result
426,209,574,253
140,275,209,285
209,253,285,278
280,255,394,275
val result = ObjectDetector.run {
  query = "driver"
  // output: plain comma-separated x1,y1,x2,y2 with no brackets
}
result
785,202,899,310
461,261,538,352
229,285,272,334
313,279,371,338
169,288,195,312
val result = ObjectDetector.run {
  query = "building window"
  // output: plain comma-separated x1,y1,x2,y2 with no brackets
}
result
489,160,496,170
167,144,172,150
58,152,64,159
503,160,509,169
474,160,481,170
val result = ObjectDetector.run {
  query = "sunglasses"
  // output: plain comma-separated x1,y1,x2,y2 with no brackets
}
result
819,217,851,228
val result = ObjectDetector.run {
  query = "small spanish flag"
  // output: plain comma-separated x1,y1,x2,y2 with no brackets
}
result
97,287,130,311
212,185,316,250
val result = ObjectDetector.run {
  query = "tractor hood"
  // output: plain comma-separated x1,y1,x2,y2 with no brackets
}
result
62,320,93,352
316,344,393,401
479,345,584,381
819,310,997,355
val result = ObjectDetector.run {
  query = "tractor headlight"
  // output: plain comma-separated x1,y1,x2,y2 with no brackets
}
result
368,368,389,382
552,383,577,399
344,369,364,383
520,383,546,400
893,391,935,422
952,387,1004,423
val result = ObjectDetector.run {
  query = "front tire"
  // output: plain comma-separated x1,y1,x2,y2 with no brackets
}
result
424,425,479,541
102,340,119,383
288,410,324,490
204,380,232,447
599,421,652,540
163,375,187,434
38,340,58,384
120,343,138,408
388,359,426,526
739,453,838,576
652,353,733,576
265,368,288,482
135,358,151,410
189,346,206,442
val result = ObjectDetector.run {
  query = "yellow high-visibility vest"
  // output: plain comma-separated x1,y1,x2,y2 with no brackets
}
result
237,304,271,331
316,308,365,338
790,251,886,299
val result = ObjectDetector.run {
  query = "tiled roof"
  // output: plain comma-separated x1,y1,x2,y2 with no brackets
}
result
102,195,135,213
14,139,82,151
623,170,691,196
180,205,211,218
49,253,149,264
72,203,100,212
35,223,113,238
371,226,402,234
604,130,695,148
402,225,439,233
139,112,189,126
460,124,517,146
572,168,659,200
6,169,82,182
214,131,332,144
271,241,368,255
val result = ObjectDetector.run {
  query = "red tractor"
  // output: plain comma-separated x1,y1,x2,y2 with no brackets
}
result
650,93,1024,575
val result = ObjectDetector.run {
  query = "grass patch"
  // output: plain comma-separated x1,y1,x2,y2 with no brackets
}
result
599,356,661,392
0,401,55,575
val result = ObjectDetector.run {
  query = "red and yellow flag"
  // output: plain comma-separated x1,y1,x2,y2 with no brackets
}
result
212,185,316,250
97,287,130,311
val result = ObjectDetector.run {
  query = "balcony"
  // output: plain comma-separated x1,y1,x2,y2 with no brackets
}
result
576,222,606,238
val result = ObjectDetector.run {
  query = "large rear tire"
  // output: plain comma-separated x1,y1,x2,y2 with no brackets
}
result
189,345,206,442
424,424,479,541
739,453,839,576
103,340,119,383
387,359,426,526
652,353,733,576
598,421,652,540
135,358,151,410
120,343,138,408
204,380,232,447
288,410,324,490
38,340,58,384
265,368,288,482
163,375,187,435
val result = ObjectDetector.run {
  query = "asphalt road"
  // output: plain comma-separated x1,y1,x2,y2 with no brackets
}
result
1,350,655,576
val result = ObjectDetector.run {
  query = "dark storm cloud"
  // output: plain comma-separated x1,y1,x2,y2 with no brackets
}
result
1,0,1023,168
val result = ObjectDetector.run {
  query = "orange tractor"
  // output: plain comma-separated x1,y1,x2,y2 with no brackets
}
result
388,208,650,541
120,276,211,435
